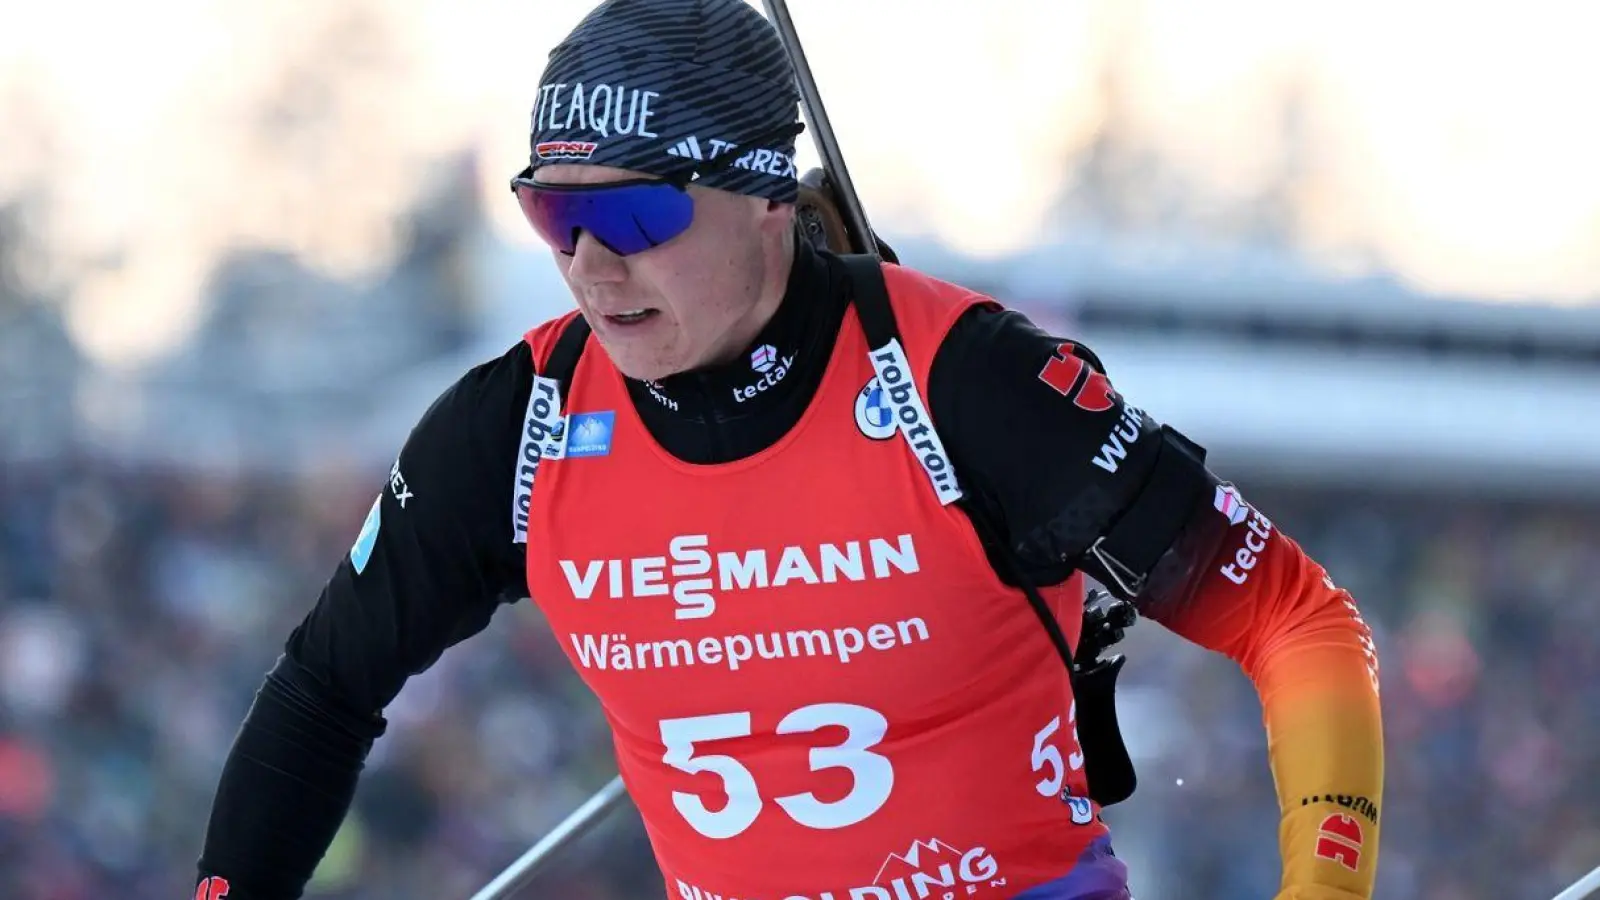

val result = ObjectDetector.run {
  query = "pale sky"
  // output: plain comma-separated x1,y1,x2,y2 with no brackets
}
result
3,0,1599,366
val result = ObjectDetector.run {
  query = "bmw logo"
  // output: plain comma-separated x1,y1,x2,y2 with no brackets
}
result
854,378,896,440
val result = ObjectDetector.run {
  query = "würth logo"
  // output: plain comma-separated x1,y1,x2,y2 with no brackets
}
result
195,876,231,900
1038,342,1116,412
1314,813,1365,872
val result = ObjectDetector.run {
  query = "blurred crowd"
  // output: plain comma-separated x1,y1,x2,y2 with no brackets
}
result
6,4,1598,895
2,443,1596,900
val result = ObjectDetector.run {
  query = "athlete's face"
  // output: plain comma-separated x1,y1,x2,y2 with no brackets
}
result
536,164,795,382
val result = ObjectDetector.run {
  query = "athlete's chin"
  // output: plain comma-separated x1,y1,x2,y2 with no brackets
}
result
615,359,682,382
597,334,691,383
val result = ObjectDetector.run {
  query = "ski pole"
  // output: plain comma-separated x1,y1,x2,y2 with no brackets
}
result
466,775,628,900
759,0,877,258
1551,863,1600,900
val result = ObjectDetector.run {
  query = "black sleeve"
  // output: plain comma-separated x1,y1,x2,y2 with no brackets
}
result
928,306,1166,586
196,343,535,899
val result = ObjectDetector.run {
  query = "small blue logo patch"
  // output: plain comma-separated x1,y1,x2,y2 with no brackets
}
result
566,411,616,458
350,494,382,574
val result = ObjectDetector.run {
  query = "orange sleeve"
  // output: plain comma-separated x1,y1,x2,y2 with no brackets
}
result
1147,495,1384,899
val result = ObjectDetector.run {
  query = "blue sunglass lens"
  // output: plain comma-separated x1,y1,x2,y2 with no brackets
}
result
513,180,695,256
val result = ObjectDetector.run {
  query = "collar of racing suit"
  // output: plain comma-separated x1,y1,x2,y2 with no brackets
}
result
622,236,845,451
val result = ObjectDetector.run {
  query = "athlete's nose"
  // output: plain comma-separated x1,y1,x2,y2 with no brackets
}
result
567,229,627,284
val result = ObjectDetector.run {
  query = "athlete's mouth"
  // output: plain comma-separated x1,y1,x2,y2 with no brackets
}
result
606,309,658,325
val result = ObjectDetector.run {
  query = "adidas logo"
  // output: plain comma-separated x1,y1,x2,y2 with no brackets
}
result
665,136,705,160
